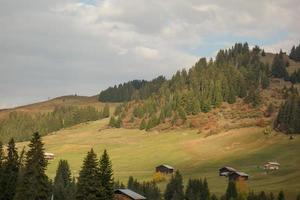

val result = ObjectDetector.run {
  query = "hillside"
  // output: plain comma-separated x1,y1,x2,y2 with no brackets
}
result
16,118,300,199
0,95,110,119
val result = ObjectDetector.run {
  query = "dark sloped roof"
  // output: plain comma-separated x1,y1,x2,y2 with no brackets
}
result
219,166,237,172
231,171,249,177
115,189,146,200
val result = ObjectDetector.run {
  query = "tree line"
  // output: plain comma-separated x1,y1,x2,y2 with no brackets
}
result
1,132,299,200
98,76,166,102
0,105,110,143
289,43,300,62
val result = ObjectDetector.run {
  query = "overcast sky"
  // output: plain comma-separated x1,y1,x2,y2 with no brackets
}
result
1,0,299,108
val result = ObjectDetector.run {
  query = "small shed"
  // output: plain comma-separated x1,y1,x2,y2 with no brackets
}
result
44,152,54,160
228,171,249,181
264,162,280,170
156,164,174,174
114,189,146,200
219,166,237,177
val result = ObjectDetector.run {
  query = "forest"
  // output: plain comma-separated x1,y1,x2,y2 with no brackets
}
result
0,105,110,143
0,132,298,200
106,43,271,129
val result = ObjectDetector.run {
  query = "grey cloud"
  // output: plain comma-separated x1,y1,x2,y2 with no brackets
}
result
0,0,299,108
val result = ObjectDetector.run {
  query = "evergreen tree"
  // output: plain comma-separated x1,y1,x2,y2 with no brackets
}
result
277,191,285,200
271,53,289,80
14,132,51,200
2,138,19,200
164,170,184,200
225,181,237,200
102,104,110,118
99,150,114,200
76,149,103,200
53,160,75,200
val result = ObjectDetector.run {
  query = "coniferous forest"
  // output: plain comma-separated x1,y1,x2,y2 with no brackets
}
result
0,105,110,143
0,132,298,200
102,43,272,129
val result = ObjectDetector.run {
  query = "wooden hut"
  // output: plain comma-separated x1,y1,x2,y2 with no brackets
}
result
114,189,146,200
228,171,249,181
156,164,174,174
44,152,54,160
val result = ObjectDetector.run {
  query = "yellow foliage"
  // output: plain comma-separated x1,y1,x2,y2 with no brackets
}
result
152,172,166,183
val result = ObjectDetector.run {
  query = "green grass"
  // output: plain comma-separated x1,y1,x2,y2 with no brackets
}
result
17,119,300,199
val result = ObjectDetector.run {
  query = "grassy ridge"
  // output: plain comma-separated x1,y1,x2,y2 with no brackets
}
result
17,119,300,198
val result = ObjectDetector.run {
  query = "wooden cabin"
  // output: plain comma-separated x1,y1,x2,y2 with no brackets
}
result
156,164,174,174
219,166,237,177
228,171,249,181
44,152,54,160
114,189,146,200
264,162,280,170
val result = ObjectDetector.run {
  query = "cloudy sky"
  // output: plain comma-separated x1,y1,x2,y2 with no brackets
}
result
1,0,299,108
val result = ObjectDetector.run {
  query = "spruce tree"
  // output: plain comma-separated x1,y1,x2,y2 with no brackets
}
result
2,138,19,200
76,148,103,200
277,191,285,200
164,170,184,200
225,181,237,200
102,104,110,118
99,150,114,200
14,132,51,200
53,160,75,200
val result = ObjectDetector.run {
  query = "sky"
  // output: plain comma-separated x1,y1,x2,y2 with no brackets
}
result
0,0,300,108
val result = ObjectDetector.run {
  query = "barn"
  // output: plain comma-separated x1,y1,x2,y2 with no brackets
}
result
114,189,146,200
219,166,237,177
156,164,174,174
228,171,249,181
44,152,54,160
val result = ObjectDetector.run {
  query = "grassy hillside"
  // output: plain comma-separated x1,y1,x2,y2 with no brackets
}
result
0,95,118,119
17,118,300,199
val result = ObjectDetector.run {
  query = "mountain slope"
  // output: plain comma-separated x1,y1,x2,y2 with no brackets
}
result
16,118,300,199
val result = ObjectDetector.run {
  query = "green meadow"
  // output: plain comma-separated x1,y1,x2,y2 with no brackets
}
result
17,118,300,199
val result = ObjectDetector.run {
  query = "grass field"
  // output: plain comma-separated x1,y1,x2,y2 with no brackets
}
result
17,118,300,199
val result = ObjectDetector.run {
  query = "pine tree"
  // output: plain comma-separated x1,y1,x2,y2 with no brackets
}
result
271,53,289,79
277,191,285,200
102,104,110,118
2,138,19,200
53,160,75,200
14,132,51,200
76,149,103,200
99,150,114,200
225,181,237,200
164,170,184,200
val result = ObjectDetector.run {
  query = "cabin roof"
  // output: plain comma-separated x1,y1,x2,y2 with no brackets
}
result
219,166,237,172
44,152,54,156
157,164,174,170
231,171,249,177
265,162,280,166
115,189,146,200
